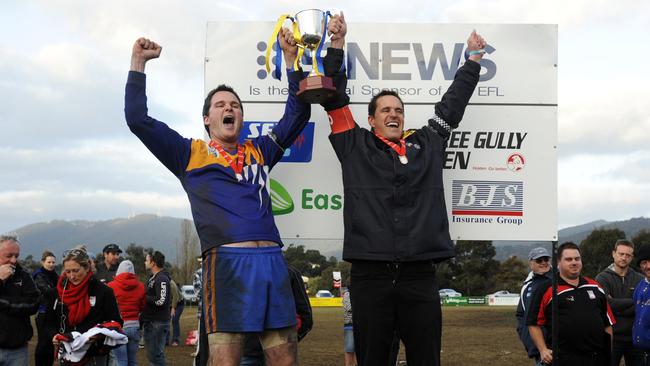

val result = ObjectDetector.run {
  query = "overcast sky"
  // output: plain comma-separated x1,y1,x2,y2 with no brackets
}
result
1,0,649,234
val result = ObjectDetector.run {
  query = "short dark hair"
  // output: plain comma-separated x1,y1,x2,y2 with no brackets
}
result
614,239,634,251
202,85,243,134
147,250,165,268
368,90,404,117
557,242,580,259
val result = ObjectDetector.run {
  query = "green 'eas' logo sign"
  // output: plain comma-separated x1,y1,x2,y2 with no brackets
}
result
270,179,294,215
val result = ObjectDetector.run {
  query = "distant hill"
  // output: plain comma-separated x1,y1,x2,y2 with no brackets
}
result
11,214,188,261
494,217,650,261
8,215,650,263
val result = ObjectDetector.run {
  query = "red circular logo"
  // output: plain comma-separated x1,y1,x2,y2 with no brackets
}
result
507,153,525,172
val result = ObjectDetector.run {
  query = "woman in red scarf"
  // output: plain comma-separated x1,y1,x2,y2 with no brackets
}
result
53,246,123,365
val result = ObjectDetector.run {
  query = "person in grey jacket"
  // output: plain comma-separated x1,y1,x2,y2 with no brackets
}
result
595,239,644,366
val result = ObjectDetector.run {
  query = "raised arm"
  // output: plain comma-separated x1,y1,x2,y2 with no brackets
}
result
321,12,350,115
124,37,192,178
319,13,360,162
262,28,312,166
428,31,485,138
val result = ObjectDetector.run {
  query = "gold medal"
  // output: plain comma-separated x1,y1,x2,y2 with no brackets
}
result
399,155,408,164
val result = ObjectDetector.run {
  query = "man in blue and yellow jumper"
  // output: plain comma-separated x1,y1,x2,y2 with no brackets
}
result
125,28,310,366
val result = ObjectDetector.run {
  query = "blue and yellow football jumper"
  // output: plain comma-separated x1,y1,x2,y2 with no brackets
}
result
124,70,311,254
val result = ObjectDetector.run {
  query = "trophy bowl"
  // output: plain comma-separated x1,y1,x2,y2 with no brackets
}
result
294,9,325,47
293,9,336,103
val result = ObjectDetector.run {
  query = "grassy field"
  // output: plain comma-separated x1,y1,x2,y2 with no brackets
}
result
28,305,529,365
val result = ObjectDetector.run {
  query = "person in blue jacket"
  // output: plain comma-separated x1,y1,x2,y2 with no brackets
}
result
516,247,552,364
632,245,650,365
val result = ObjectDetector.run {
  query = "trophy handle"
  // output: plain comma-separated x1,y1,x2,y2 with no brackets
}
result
265,15,304,80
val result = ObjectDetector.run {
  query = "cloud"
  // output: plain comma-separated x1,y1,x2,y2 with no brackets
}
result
441,0,647,27
559,185,650,228
558,78,650,157
558,153,650,226
0,139,187,193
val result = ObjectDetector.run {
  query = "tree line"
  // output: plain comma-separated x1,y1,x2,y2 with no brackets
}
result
19,223,650,296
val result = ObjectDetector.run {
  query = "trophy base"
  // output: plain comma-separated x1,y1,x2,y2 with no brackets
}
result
297,75,337,104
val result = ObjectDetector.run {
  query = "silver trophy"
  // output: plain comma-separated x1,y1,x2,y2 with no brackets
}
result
267,9,336,103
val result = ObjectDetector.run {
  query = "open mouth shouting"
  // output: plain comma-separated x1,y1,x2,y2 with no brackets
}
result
223,115,235,125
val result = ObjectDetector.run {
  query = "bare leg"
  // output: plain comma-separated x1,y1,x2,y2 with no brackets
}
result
208,343,243,366
263,341,297,366
344,352,358,366
207,332,244,366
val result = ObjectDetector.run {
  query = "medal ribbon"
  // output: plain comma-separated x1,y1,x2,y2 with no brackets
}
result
210,141,245,179
373,132,406,158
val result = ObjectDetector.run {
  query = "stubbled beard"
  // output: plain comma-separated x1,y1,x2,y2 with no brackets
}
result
562,271,580,280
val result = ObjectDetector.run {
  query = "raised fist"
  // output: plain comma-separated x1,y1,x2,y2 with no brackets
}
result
328,12,347,48
467,31,486,61
278,27,299,67
132,37,162,61
130,37,162,72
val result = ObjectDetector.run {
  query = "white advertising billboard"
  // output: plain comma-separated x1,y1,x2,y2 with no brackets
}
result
205,22,557,241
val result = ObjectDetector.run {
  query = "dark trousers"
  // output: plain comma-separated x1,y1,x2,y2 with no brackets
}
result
557,351,608,366
34,313,57,366
143,320,169,366
612,340,643,366
169,301,185,344
388,333,400,365
350,260,440,366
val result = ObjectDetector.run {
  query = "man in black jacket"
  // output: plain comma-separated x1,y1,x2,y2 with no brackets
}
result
320,14,485,366
516,247,552,364
141,250,171,366
96,243,122,283
595,239,644,366
0,235,40,366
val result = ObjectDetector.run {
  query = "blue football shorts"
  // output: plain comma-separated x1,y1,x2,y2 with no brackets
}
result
202,246,297,333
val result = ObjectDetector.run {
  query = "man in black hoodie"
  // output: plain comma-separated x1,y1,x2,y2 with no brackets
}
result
595,239,644,366
141,250,171,366
0,235,40,366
